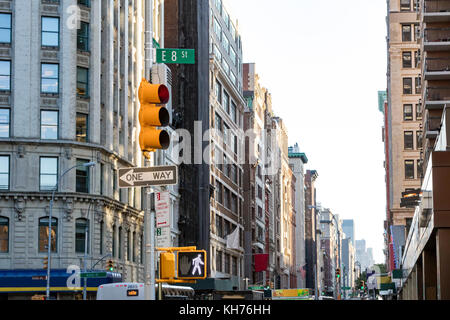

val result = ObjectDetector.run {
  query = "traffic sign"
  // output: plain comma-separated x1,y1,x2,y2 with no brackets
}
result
156,191,170,228
80,271,107,278
118,166,177,188
156,48,195,64
177,250,207,280
156,226,171,248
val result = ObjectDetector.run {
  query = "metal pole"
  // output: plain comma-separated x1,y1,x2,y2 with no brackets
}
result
144,186,156,300
145,0,153,79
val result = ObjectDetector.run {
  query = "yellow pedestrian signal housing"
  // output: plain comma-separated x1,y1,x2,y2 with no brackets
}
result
106,259,114,272
160,252,175,280
138,78,170,158
43,257,48,270
177,250,207,280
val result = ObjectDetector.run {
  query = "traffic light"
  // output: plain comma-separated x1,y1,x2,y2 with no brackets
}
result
138,78,170,158
336,268,340,279
177,250,207,280
160,252,175,280
360,281,365,290
43,257,48,270
400,188,421,208
106,259,114,272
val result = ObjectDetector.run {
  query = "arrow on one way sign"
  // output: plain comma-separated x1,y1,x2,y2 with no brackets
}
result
118,166,177,188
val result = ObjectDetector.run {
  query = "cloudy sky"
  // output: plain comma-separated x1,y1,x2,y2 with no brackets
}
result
225,0,387,263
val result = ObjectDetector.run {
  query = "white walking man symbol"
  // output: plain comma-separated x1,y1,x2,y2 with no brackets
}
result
192,254,204,275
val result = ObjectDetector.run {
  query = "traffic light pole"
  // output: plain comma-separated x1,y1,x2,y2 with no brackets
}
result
143,0,155,301
144,185,156,300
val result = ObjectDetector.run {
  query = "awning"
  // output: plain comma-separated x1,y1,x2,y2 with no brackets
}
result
0,269,122,293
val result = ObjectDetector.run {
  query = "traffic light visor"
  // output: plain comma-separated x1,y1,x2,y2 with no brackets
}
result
139,79,169,104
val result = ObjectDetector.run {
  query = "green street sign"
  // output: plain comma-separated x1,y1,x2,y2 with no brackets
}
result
156,48,195,64
80,272,107,278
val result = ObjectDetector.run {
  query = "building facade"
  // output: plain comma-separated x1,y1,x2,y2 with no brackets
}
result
385,0,422,272
0,0,174,299
399,0,450,300
288,143,308,289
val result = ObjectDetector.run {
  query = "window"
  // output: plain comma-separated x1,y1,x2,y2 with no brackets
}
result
76,159,90,193
404,131,414,150
417,159,423,179
403,77,412,94
222,32,229,54
415,77,421,94
400,0,411,11
215,80,222,104
402,24,412,42
41,110,58,139
224,188,230,209
223,91,229,113
0,155,8,190
127,230,131,261
230,102,237,123
405,160,415,179
0,13,11,44
414,50,420,68
40,157,58,191
41,63,59,93
402,51,412,68
414,24,420,41
215,112,223,133
76,113,88,142
41,17,59,47
99,220,104,255
230,47,237,66
0,108,10,138
403,104,413,121
118,226,122,259
76,67,89,97
39,217,57,252
216,181,222,204
416,103,422,120
0,60,10,91
213,18,221,41
417,131,423,149
132,231,137,262
77,21,89,51
0,216,8,252
112,225,116,257
75,218,88,253
216,250,222,272
78,0,91,7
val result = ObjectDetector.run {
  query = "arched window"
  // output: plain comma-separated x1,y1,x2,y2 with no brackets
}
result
39,217,57,252
127,229,131,261
99,220,104,255
0,216,8,253
75,218,89,253
132,231,136,263
118,226,122,259
112,224,116,258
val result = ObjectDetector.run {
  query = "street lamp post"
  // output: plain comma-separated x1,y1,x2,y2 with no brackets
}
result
46,161,96,300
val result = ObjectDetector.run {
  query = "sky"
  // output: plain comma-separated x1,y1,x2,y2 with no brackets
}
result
225,0,387,264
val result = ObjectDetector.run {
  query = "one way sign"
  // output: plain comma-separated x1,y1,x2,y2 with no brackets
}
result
118,166,177,188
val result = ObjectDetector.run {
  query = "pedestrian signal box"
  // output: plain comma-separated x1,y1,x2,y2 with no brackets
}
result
177,250,207,280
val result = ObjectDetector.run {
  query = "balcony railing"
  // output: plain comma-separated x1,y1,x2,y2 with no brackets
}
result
426,86,450,101
425,57,450,72
424,28,450,42
425,115,442,137
424,0,450,13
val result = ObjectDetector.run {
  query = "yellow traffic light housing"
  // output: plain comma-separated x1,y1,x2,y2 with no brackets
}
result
160,252,175,280
43,257,48,270
138,78,170,158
